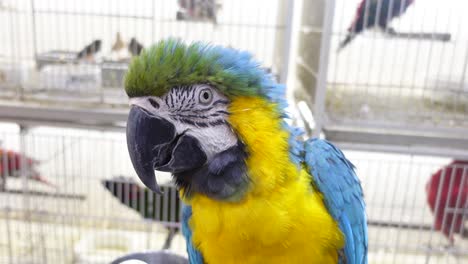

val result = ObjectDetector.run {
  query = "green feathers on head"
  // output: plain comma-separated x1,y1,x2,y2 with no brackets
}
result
124,39,269,98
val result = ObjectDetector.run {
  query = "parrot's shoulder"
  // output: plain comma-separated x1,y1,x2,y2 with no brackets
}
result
303,138,368,264
181,205,204,264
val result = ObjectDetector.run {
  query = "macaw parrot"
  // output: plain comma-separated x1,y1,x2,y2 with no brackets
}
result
124,39,368,264
339,0,415,50
426,160,468,242
0,148,55,189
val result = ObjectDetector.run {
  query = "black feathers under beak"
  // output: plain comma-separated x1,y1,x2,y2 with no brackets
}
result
126,106,207,194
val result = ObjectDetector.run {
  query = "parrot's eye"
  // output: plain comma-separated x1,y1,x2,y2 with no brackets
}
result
199,88,213,105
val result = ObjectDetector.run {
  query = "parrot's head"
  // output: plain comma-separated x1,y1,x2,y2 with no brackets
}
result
125,39,300,201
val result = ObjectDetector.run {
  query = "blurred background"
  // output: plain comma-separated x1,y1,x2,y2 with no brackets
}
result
0,0,467,263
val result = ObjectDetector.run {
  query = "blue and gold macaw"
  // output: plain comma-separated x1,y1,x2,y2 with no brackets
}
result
125,39,368,264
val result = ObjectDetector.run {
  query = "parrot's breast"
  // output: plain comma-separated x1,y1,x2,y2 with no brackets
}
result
188,169,344,264
185,97,344,264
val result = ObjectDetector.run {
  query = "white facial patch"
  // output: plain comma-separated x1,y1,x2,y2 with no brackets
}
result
129,85,238,160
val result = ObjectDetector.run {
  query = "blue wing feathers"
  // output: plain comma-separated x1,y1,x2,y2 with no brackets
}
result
341,215,356,263
182,205,204,264
303,139,368,264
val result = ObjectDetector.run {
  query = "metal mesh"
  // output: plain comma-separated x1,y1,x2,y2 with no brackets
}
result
0,0,292,105
1,125,467,263
0,126,186,263
1,0,468,263
327,0,468,129
293,0,468,136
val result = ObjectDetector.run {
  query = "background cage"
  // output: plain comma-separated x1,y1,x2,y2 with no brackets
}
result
0,0,467,263
0,126,467,263
293,0,468,157
0,0,294,105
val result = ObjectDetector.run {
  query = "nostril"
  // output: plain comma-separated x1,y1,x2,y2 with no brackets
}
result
148,98,160,109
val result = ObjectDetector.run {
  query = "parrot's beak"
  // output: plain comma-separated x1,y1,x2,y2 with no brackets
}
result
126,106,207,194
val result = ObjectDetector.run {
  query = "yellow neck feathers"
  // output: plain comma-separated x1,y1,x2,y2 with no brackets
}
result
184,96,343,264
228,96,296,195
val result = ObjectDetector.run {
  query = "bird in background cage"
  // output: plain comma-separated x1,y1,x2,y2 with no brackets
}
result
0,148,56,190
112,32,125,53
338,0,415,51
426,160,468,243
102,176,181,249
76,39,102,61
128,37,144,57
110,32,127,60
123,39,368,264
176,0,220,24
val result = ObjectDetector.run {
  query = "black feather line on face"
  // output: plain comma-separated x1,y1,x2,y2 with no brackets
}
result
208,119,227,126
174,141,250,202
184,120,209,128
175,118,226,128
176,102,185,112
173,113,225,119
178,106,214,113
176,118,196,126
195,122,209,128
212,100,229,106
169,93,174,107
216,110,230,115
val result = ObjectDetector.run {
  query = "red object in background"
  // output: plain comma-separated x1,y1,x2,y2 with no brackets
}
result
0,148,55,188
0,148,37,172
426,160,468,241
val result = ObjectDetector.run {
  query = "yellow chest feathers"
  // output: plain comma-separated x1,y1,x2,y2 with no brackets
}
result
189,170,343,264
185,97,344,264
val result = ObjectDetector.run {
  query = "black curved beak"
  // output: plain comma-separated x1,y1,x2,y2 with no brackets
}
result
126,106,207,194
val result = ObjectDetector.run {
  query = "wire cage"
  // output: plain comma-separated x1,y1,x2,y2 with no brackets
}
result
0,124,187,263
0,0,293,105
1,0,468,263
293,0,468,154
1,123,467,263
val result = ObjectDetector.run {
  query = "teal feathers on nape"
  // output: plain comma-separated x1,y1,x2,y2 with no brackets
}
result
124,39,277,99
